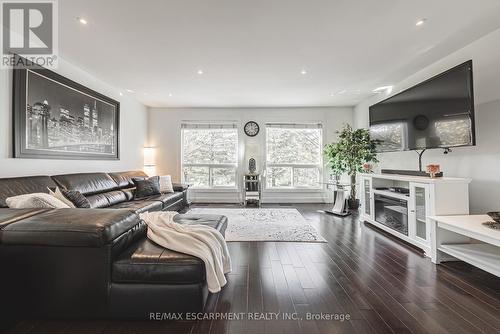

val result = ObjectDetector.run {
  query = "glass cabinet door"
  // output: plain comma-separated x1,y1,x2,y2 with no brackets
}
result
411,183,429,241
363,178,372,216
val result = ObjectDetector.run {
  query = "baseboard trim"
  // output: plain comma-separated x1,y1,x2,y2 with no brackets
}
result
188,193,333,204
262,197,330,204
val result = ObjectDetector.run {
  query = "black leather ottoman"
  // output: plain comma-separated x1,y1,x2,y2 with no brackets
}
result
109,214,228,318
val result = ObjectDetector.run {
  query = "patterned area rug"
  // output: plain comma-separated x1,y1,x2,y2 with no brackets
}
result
187,208,327,242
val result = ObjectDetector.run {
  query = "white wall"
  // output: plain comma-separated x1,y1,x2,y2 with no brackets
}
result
148,107,353,203
0,58,148,177
354,27,500,214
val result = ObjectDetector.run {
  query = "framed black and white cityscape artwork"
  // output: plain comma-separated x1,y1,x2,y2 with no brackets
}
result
13,57,120,160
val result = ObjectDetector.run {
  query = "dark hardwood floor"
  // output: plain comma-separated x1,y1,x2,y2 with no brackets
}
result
6,204,500,334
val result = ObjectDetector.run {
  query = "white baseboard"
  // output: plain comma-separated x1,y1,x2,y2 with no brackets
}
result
190,197,241,203
188,191,333,204
262,196,330,203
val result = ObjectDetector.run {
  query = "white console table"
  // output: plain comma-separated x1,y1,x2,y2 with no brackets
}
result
359,173,471,256
429,215,500,277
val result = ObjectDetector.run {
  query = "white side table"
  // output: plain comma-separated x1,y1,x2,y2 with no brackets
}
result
429,215,500,277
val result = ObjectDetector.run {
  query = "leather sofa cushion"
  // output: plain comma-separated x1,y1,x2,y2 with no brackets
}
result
113,239,205,284
121,188,135,201
111,220,147,258
0,176,56,208
112,214,228,285
173,214,228,236
0,208,140,247
108,200,163,214
86,193,112,208
87,190,128,209
108,171,148,188
104,190,128,206
0,208,48,230
147,192,183,207
172,183,190,192
52,173,119,196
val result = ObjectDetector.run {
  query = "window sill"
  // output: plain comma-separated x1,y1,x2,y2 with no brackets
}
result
189,188,239,193
264,188,324,193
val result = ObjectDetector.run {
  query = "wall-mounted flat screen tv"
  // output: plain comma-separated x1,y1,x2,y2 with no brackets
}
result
369,60,475,152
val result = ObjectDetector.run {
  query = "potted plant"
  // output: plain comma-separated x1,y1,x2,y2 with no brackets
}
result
324,124,378,209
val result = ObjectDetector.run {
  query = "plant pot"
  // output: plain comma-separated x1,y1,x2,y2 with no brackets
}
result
347,198,360,210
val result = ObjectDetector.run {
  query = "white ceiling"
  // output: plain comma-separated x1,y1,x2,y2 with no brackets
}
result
59,0,500,108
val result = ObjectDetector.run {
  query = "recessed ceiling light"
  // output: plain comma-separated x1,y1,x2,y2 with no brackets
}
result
373,85,393,94
168,93,173,97
77,17,88,25
300,69,307,75
416,18,427,26
126,89,134,93
119,92,123,96
197,70,204,75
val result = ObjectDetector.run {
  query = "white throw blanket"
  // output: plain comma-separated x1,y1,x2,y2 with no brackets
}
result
139,211,231,293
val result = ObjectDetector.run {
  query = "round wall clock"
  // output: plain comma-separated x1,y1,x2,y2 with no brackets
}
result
244,121,260,137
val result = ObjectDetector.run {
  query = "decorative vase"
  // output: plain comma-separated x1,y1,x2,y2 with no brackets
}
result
248,158,256,174
362,163,372,173
348,198,360,210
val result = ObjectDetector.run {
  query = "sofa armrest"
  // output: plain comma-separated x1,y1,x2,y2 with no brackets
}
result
172,183,190,192
0,208,141,247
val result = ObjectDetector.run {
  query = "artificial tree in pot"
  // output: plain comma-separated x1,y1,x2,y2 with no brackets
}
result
324,124,378,209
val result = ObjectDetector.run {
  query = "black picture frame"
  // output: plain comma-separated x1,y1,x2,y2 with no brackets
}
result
12,56,120,160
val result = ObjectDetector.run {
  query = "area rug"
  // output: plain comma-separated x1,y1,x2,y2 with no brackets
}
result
187,208,327,242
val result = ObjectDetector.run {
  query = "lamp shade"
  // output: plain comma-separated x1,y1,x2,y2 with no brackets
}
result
143,147,155,166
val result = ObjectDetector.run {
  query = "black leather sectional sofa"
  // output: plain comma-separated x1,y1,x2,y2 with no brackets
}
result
0,171,228,320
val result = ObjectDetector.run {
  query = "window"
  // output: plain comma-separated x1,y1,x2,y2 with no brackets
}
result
265,123,323,189
181,123,238,188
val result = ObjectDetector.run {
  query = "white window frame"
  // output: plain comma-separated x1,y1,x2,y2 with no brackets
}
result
181,123,239,190
264,123,323,190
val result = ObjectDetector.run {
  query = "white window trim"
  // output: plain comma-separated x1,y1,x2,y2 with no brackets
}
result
181,125,239,190
264,123,324,191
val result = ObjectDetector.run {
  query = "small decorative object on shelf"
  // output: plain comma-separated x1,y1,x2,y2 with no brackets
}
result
426,164,441,178
483,221,500,230
487,211,500,222
248,158,256,174
362,163,373,173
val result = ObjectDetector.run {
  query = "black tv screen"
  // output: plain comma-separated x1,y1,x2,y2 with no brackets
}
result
369,60,475,152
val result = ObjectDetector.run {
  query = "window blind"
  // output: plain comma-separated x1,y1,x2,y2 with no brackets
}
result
266,123,322,129
181,122,237,129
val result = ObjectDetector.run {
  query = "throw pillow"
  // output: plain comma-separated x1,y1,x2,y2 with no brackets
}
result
48,187,76,208
159,175,174,193
61,189,91,208
6,193,71,209
122,187,135,201
132,176,161,199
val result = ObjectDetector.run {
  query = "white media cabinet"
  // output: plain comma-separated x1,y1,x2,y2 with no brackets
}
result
359,173,471,256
